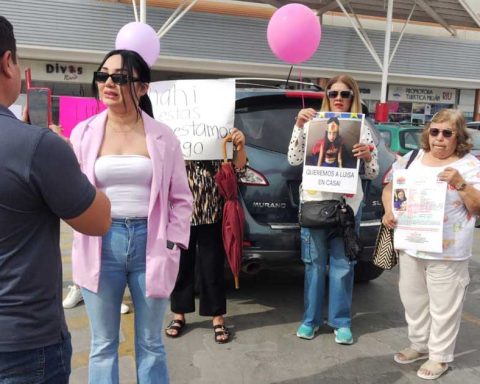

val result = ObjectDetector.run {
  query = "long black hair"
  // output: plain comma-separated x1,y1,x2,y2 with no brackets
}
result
92,49,153,118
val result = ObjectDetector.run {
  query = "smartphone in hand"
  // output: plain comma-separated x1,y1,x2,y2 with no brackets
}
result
26,87,52,128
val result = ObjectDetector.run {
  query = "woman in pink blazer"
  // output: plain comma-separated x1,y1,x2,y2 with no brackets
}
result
70,49,192,384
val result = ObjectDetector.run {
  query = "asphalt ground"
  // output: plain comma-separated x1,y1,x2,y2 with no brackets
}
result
61,225,480,384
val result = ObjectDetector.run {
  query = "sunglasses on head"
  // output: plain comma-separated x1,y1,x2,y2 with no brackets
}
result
93,71,140,85
429,127,455,138
326,89,353,99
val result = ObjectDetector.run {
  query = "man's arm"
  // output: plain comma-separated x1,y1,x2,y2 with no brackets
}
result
30,131,111,235
65,188,111,236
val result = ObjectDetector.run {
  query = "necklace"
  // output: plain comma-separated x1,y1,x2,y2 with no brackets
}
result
108,122,139,134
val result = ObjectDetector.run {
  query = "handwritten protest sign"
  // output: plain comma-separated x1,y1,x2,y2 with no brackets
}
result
59,96,106,138
8,104,22,119
302,113,363,194
148,79,235,160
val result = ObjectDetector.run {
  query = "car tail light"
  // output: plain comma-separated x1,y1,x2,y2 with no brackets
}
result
238,166,269,186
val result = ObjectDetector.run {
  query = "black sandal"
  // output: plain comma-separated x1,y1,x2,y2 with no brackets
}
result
165,319,186,338
213,324,231,344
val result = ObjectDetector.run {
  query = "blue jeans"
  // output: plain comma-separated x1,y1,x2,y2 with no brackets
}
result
300,226,354,329
81,218,169,384
0,336,71,384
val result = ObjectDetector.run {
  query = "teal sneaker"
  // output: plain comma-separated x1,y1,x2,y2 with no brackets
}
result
334,327,353,345
296,324,319,340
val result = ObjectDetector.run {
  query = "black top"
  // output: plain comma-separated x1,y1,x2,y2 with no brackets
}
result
0,105,96,352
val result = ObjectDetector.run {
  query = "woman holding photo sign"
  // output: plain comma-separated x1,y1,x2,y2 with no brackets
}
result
288,75,379,344
70,49,193,383
382,109,480,380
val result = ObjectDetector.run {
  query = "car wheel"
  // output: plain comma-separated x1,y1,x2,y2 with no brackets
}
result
354,261,384,283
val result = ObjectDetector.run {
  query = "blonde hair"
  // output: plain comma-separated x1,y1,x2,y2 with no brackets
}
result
420,108,472,157
320,75,362,113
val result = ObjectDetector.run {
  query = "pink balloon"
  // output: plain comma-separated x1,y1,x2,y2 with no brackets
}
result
115,22,160,67
267,4,321,64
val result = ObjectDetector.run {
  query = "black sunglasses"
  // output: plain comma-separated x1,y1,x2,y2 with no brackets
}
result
326,89,353,99
429,127,455,138
93,71,140,85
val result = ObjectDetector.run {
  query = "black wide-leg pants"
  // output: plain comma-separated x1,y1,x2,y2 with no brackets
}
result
170,222,227,316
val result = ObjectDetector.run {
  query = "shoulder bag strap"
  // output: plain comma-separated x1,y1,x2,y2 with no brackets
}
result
405,149,419,169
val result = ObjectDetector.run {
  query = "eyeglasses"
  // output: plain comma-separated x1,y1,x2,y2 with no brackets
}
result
429,127,455,138
93,71,140,85
326,90,353,99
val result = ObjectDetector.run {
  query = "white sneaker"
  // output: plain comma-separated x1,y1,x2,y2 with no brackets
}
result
63,285,83,309
120,303,130,314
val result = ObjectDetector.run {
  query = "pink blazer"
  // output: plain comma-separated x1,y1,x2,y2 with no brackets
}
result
70,110,193,298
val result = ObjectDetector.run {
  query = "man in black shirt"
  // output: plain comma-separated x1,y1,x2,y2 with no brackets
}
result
0,16,111,383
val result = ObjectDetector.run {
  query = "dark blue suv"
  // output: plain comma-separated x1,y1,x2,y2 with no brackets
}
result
234,85,396,282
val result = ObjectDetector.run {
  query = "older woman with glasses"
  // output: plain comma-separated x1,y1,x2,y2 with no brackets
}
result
382,109,480,380
70,49,193,383
288,74,379,344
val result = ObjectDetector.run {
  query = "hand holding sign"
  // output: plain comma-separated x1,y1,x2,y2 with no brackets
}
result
148,79,236,160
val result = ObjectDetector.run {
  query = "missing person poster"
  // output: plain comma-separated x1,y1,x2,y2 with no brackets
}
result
392,169,446,253
302,112,363,194
148,79,235,160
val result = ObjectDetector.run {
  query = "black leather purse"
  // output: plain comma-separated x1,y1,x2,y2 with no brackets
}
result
298,200,342,228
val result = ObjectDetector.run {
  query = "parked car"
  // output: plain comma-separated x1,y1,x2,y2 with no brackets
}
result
234,82,396,282
467,127,480,159
466,121,480,130
467,128,480,228
376,123,423,156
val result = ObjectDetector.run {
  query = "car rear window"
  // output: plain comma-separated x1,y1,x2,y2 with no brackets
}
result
235,95,320,153
379,130,391,147
400,130,422,150
467,128,480,148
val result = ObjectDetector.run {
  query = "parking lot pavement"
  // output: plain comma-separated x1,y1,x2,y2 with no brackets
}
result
61,225,480,384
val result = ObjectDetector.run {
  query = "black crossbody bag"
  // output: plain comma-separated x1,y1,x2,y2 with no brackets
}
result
298,199,342,229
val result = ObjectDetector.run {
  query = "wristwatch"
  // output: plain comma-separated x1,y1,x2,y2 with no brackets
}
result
454,181,467,191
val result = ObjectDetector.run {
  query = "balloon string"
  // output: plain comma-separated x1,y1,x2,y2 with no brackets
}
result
285,65,293,89
298,67,305,109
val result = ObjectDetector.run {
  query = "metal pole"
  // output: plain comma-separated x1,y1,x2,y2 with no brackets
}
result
140,0,146,23
131,0,139,22
335,0,383,70
381,0,393,104
389,3,416,67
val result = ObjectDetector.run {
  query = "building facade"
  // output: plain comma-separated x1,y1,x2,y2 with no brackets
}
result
4,0,480,122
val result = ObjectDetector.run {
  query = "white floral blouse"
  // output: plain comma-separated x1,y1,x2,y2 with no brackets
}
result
386,150,480,261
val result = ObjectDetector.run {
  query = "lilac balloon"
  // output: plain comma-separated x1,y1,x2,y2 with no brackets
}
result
267,4,321,64
115,22,160,67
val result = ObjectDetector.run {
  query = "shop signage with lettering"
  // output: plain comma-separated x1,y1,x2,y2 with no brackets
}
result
388,85,456,103
358,82,381,100
21,59,97,83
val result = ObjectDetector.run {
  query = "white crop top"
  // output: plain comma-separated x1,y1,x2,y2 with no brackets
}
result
95,155,153,219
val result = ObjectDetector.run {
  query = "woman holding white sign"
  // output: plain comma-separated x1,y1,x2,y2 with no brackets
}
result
288,74,379,344
382,109,480,380
165,128,247,343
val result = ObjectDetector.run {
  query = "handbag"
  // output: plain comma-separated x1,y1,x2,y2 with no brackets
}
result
372,223,399,269
298,200,341,228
